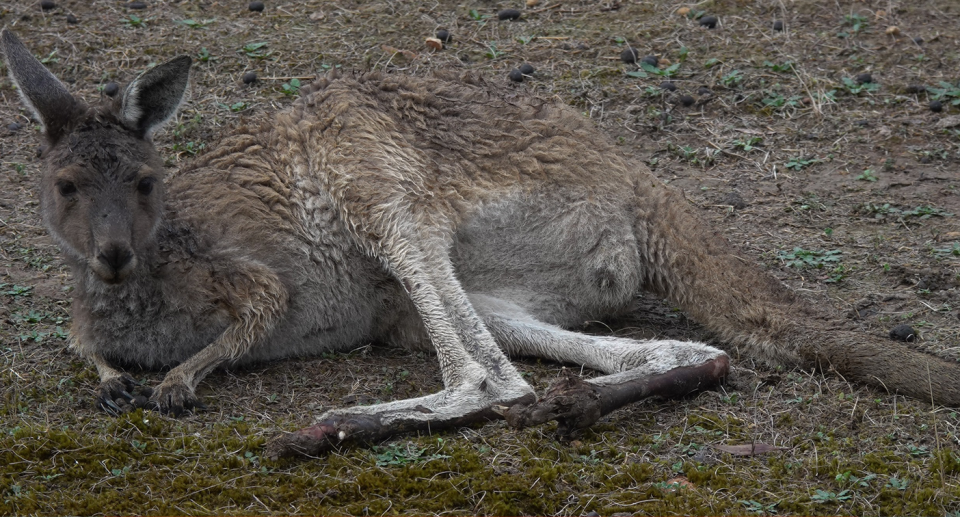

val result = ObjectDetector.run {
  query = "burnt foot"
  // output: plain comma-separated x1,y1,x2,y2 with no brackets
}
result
502,370,602,434
265,415,387,460
265,422,340,460
150,382,207,417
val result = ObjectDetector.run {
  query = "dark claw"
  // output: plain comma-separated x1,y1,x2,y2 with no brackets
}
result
95,374,142,415
150,383,206,417
99,397,124,415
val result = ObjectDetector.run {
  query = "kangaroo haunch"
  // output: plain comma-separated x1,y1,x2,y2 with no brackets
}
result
3,30,958,460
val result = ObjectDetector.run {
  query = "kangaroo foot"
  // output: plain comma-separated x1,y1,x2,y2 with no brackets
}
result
501,370,602,433
264,415,383,460
265,389,537,460
504,356,730,434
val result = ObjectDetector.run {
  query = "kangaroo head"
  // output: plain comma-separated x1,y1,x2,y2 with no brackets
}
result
2,30,190,284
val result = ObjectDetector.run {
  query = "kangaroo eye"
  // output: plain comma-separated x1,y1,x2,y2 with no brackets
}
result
137,177,155,195
57,181,77,197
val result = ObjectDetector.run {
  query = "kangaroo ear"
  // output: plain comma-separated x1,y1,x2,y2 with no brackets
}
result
1,29,84,142
120,55,191,138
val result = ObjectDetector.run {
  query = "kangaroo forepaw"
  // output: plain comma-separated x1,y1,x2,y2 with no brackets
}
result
96,374,154,414
502,371,602,434
150,382,207,417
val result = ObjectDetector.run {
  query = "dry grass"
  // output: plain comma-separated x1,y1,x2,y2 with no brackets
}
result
1,0,959,515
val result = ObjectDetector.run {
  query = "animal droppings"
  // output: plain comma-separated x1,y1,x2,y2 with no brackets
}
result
699,15,718,29
773,20,784,31
249,1,265,12
508,69,524,82
242,71,258,84
103,82,119,97
436,29,452,43
679,94,695,107
519,63,535,75
40,1,56,10
620,47,638,64
498,9,522,21
855,73,874,84
697,86,713,96
904,84,926,94
7,122,22,132
640,55,658,67
660,81,677,91
930,100,943,113
126,1,146,9
66,13,78,23
889,324,916,342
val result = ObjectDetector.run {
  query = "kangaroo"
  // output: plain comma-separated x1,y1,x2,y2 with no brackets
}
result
3,29,959,460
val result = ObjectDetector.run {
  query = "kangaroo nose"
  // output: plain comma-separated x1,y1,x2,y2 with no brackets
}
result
98,245,133,273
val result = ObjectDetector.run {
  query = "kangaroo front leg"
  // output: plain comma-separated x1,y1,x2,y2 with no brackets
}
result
83,349,142,414
151,262,288,416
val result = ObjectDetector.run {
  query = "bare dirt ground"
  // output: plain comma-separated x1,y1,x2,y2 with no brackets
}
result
1,0,959,515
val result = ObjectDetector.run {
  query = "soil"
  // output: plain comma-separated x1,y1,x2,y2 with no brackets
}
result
1,0,959,515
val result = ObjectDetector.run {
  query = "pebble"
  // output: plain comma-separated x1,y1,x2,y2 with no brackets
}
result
773,20,784,31
249,1,265,12
242,71,258,84
40,0,56,10
519,63,534,75
888,324,916,343
508,69,524,82
498,9,521,21
620,47,638,64
436,29,452,43
103,82,119,97
699,15,718,29
721,191,747,209
930,100,943,113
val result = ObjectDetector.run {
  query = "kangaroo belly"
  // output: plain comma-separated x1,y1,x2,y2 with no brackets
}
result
451,191,642,327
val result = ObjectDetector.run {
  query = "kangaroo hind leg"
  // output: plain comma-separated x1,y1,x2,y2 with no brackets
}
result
472,294,729,433
266,236,536,459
